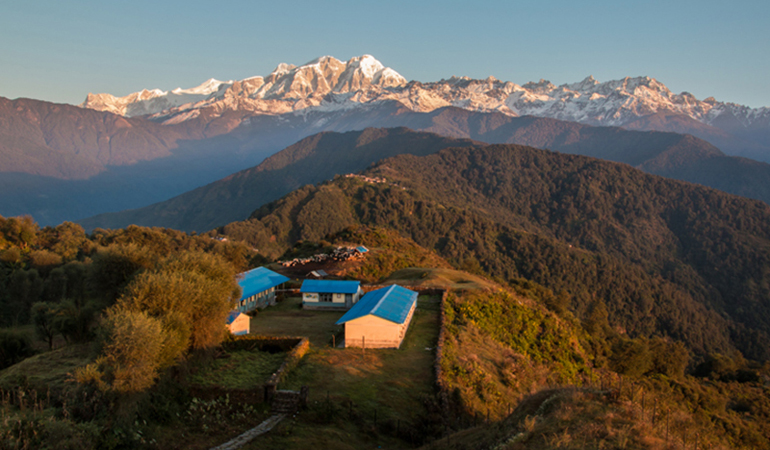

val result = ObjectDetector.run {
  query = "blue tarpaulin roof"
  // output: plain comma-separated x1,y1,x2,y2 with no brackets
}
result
356,246,369,253
336,285,418,325
238,267,289,301
300,279,361,294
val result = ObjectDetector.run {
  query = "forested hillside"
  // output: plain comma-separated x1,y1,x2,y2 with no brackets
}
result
79,119,770,233
216,143,770,361
79,128,479,232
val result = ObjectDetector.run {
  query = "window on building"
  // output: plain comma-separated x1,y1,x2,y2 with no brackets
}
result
320,293,333,302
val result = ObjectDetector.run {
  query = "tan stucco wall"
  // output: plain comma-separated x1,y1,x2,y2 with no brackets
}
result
228,314,250,335
343,314,406,349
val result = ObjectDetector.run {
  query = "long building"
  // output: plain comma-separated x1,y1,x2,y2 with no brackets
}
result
335,285,418,349
236,267,290,313
301,279,363,310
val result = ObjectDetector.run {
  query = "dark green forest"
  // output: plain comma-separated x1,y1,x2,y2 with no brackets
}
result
217,143,770,362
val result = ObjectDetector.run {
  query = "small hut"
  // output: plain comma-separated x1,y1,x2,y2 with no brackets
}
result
226,311,250,336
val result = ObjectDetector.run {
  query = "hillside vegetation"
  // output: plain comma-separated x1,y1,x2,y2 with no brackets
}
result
79,128,480,232
80,120,770,232
216,144,770,362
1,217,768,449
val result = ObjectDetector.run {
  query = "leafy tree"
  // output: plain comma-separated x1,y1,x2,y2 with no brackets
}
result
31,302,59,350
583,300,610,338
49,221,88,260
61,261,88,302
79,251,240,394
54,299,98,343
28,249,63,275
42,267,68,303
0,330,34,369
0,247,22,265
608,338,653,377
88,244,156,304
119,251,240,350
693,353,739,379
648,337,689,377
545,290,571,316
75,308,170,393
0,215,38,249
4,269,43,325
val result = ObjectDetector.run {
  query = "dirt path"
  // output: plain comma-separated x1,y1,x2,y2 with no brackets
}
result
209,414,286,450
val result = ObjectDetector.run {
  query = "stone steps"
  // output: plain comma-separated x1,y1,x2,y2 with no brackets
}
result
271,390,301,414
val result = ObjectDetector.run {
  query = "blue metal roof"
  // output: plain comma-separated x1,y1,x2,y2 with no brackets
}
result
356,246,369,253
238,267,289,301
300,279,361,294
226,310,243,325
336,285,417,325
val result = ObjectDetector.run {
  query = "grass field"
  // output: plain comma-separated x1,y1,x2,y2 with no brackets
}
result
383,267,497,291
242,295,442,449
189,349,286,390
0,343,92,393
249,296,343,347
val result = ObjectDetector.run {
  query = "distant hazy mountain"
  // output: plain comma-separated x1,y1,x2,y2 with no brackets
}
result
0,97,182,178
82,55,770,161
79,122,770,233
78,128,479,231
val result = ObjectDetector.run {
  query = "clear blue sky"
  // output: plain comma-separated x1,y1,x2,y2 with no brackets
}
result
2,0,769,107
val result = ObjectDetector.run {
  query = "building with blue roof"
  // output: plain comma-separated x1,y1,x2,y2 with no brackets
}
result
335,285,418,349
237,267,290,313
226,310,250,335
301,279,363,310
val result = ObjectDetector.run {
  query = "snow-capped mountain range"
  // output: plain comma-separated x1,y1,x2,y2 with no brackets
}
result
81,55,769,131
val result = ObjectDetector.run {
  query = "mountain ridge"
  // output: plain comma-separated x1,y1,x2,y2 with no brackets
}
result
79,55,770,160
78,122,770,233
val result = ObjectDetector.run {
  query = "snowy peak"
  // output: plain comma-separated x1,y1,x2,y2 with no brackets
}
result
566,75,599,91
522,79,557,94
250,54,406,99
170,78,227,96
81,55,406,117
79,55,768,131
81,78,232,117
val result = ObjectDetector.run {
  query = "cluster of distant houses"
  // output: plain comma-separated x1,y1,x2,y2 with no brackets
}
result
279,246,369,268
226,264,418,349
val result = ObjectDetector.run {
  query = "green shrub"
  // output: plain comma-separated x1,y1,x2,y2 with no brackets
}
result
608,338,652,377
0,330,34,369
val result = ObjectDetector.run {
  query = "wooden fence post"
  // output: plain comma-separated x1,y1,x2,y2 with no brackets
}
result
300,386,309,409
264,383,276,403
683,428,687,450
